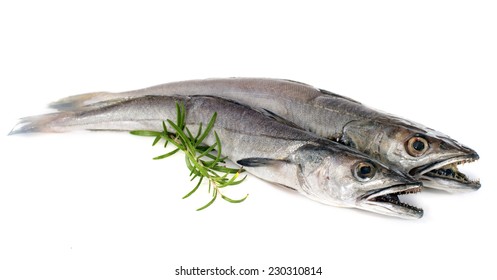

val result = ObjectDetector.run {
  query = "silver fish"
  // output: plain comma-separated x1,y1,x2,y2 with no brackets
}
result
11,95,423,219
48,78,479,192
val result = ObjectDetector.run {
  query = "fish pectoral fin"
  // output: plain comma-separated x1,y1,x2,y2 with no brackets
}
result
236,157,289,167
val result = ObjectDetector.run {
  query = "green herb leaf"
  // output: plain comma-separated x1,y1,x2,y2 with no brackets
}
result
196,190,217,211
183,177,203,199
221,193,249,203
132,101,248,210
153,148,179,160
195,112,217,146
130,130,162,137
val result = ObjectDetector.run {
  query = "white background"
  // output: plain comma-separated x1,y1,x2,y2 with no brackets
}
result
0,1,495,279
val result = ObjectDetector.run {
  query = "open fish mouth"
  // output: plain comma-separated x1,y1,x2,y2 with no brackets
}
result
361,183,423,219
410,154,480,192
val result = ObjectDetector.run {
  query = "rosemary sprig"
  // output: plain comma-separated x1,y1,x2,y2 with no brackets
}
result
130,102,248,210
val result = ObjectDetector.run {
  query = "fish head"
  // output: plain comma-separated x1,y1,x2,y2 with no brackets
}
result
342,117,480,192
293,144,423,219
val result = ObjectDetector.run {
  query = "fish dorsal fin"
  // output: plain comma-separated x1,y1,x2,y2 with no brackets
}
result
282,79,314,87
199,94,304,130
258,109,303,130
216,97,301,129
318,89,362,105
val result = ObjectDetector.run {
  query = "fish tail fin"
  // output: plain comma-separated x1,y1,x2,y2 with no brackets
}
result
8,112,74,135
49,91,119,111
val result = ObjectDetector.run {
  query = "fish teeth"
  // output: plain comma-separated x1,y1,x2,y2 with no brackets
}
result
398,187,422,196
427,156,480,183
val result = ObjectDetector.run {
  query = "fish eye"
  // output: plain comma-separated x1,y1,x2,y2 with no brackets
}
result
354,162,376,181
406,135,429,157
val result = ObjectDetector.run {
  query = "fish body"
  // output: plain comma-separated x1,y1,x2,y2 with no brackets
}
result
50,78,480,192
11,95,423,219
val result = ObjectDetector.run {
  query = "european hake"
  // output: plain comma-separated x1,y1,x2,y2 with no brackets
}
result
48,78,479,192
10,95,423,219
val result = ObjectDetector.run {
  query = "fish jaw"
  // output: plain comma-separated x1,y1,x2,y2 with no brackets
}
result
342,117,481,193
292,145,424,219
393,126,481,193
357,183,424,219
414,154,480,193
